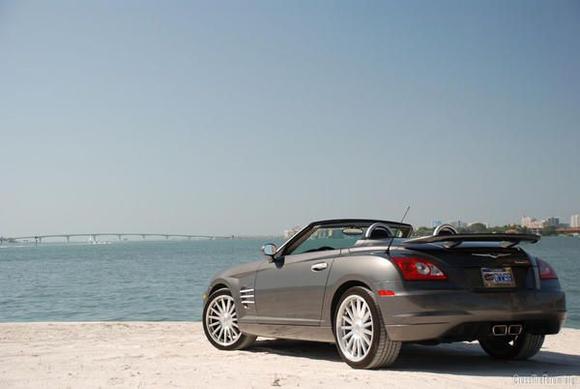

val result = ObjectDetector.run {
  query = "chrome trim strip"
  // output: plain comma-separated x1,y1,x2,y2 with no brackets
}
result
433,224,458,236
364,222,394,239
472,253,511,259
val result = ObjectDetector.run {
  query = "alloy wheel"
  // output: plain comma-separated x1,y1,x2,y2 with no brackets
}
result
336,295,374,362
205,294,241,346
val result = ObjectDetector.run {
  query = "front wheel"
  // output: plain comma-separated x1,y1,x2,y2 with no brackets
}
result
478,333,544,360
333,286,401,369
203,289,256,350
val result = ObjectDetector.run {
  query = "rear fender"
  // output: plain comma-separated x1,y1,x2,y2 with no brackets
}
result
321,255,401,327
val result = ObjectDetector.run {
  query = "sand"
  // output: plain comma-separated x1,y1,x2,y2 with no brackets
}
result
0,322,578,388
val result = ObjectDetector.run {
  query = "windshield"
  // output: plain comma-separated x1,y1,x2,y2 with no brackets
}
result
285,221,412,255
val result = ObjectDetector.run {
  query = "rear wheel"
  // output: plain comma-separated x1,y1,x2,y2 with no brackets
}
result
203,289,256,350
333,286,401,369
478,333,544,360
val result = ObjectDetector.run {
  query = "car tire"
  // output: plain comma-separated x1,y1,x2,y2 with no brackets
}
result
203,289,257,350
333,286,401,369
478,332,544,360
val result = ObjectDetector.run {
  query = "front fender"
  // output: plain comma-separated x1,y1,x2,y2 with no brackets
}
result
203,262,259,322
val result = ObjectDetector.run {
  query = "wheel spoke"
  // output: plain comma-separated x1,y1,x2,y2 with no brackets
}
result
346,305,354,320
361,332,371,345
362,311,370,323
361,338,369,354
346,335,355,349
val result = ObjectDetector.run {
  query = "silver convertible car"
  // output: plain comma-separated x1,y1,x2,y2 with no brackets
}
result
202,219,566,369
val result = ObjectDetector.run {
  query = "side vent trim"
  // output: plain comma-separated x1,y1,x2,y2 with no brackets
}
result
240,288,255,308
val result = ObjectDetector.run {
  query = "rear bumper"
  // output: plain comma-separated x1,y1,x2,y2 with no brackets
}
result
376,288,566,342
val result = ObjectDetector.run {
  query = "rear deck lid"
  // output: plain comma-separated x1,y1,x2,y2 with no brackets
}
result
401,240,537,290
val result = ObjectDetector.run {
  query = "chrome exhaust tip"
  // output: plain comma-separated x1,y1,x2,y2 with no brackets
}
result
492,324,508,336
508,324,523,336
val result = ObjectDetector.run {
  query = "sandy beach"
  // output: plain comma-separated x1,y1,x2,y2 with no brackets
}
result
0,322,578,388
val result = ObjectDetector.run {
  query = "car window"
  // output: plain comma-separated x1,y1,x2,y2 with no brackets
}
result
290,226,363,255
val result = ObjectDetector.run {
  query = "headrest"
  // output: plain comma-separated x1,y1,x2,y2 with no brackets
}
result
368,227,391,240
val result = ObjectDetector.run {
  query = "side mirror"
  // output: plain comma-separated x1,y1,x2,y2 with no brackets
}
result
261,243,277,260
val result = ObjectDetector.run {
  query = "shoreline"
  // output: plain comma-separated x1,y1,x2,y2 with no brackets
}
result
2,320,579,330
1,322,579,388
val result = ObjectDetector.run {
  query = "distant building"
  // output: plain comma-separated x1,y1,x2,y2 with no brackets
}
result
571,215,580,228
449,220,466,229
312,228,332,238
522,215,561,234
544,217,560,228
521,216,543,232
521,216,536,228
283,226,302,239
432,220,443,228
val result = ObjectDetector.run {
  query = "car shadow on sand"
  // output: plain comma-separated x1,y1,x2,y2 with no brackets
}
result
247,338,580,377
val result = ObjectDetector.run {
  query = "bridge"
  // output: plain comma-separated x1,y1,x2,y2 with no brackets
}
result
1,233,233,244
556,227,580,234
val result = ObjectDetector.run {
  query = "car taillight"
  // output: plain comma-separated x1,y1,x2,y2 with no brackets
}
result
537,258,558,280
391,257,447,281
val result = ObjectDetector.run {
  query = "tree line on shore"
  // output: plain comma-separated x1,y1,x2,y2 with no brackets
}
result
412,223,560,237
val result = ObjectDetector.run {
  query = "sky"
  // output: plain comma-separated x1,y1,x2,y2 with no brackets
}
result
1,0,579,236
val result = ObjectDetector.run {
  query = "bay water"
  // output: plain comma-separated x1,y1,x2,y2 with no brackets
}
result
0,236,577,327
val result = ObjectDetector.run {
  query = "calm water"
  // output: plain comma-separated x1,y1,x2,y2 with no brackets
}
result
0,237,578,327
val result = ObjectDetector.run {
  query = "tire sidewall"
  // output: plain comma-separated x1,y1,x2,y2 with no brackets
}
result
479,336,519,359
333,286,383,369
203,288,247,350
479,333,544,360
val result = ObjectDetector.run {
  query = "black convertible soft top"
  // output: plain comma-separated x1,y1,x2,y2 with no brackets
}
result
404,233,540,248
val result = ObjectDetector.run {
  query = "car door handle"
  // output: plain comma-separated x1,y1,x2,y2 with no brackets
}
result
311,262,328,272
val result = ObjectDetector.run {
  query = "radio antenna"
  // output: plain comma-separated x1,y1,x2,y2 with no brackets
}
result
400,205,411,223
387,205,411,254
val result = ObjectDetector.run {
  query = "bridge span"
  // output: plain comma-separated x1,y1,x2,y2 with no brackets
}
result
2,233,233,244
556,227,580,234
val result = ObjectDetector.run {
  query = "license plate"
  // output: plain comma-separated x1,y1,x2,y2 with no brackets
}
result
481,267,515,288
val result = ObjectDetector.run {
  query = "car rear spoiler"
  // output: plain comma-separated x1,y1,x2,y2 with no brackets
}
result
403,233,541,249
